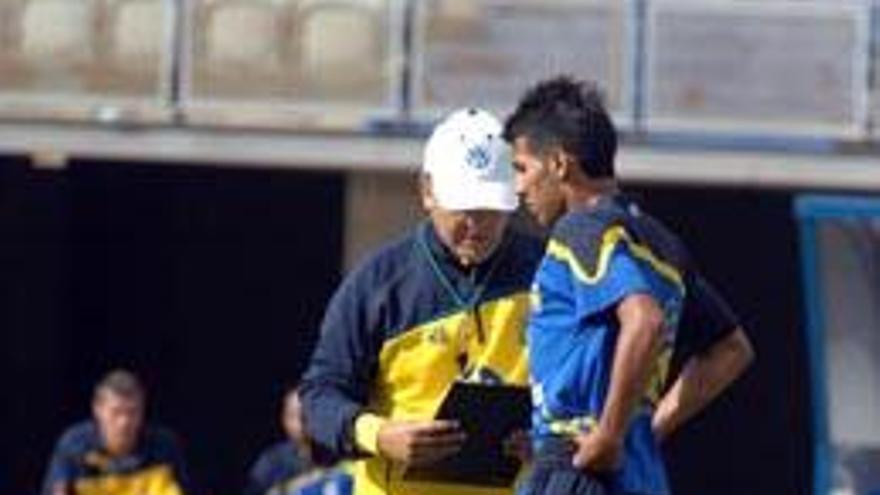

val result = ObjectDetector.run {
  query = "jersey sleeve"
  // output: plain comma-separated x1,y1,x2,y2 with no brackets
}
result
675,272,740,359
550,222,684,319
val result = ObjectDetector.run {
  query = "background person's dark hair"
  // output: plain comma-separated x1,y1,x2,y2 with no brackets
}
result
93,369,145,402
503,75,618,179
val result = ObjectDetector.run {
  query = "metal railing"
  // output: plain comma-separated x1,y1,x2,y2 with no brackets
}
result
0,0,877,146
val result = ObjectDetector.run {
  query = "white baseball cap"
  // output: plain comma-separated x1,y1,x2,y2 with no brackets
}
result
422,107,518,212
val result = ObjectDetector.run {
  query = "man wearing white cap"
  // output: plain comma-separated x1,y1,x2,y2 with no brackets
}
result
300,108,544,495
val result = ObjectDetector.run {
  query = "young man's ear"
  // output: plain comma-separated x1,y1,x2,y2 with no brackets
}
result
547,148,575,182
418,173,437,211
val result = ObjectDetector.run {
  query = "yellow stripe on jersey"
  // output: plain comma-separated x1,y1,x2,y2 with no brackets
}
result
645,345,673,405
541,344,672,435
546,225,684,291
547,415,598,437
73,464,183,495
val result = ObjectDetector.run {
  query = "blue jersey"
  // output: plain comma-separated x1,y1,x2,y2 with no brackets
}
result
527,195,737,495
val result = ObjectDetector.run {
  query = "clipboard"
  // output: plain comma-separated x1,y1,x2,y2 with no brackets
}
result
402,381,532,487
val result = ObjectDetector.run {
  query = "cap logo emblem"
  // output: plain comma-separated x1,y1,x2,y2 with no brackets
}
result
465,144,492,172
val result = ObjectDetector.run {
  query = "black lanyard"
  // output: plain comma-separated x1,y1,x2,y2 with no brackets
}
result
416,226,508,371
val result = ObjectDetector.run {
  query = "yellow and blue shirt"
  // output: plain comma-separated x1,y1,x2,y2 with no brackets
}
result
41,421,190,495
300,221,544,495
528,195,738,495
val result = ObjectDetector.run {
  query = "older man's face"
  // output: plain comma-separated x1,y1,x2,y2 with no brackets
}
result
419,173,510,268
427,206,509,268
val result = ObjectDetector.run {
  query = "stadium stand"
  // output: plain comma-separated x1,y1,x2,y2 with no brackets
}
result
16,0,96,93
103,0,169,96
647,1,867,135
414,0,627,120
192,0,289,98
0,0,173,122
298,0,386,102
0,0,875,167
180,0,394,130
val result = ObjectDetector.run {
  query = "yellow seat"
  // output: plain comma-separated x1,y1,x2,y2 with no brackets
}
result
191,0,294,98
99,0,169,96
5,0,98,94
206,2,280,66
111,0,166,65
21,0,94,63
297,1,384,100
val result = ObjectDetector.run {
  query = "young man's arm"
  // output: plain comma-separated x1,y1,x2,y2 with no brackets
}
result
653,328,753,441
572,293,665,471
652,273,754,441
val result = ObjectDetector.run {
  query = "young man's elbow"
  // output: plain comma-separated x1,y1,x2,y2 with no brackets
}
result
727,328,756,372
618,293,666,338
641,300,667,340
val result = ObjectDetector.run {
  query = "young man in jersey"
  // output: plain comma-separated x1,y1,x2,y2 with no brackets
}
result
503,76,755,495
42,369,191,495
299,108,544,495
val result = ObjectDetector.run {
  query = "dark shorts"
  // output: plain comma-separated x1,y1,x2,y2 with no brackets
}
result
519,437,617,495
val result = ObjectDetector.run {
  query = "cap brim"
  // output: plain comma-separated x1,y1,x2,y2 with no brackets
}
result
433,181,519,212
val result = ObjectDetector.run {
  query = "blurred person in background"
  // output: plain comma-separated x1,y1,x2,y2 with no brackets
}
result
504,76,755,495
299,107,544,495
244,388,334,495
41,369,191,495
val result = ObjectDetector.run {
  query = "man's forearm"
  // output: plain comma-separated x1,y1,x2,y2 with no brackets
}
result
653,328,754,441
299,378,366,458
600,295,664,441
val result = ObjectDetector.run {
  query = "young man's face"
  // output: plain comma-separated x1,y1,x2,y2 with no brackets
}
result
511,136,566,227
93,391,144,456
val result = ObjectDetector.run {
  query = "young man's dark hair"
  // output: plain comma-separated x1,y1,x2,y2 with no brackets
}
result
503,75,617,179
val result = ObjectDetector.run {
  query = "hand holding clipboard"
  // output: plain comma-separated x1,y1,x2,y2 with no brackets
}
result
402,381,532,487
